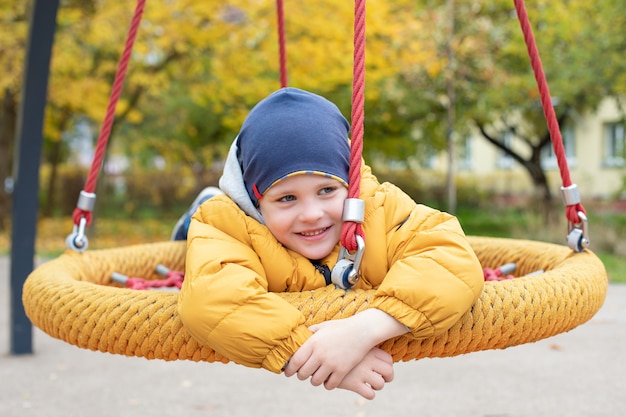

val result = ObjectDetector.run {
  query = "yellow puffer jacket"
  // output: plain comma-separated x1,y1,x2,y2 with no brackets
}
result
179,165,484,373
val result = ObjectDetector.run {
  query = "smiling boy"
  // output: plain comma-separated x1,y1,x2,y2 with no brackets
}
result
259,174,346,260
178,88,484,399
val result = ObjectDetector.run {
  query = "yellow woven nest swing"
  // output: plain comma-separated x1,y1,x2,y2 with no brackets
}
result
22,237,607,362
21,0,608,364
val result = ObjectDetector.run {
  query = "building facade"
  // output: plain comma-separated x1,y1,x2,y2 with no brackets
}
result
447,98,626,200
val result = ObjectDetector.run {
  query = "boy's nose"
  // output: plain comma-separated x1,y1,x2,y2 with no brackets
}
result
299,200,324,222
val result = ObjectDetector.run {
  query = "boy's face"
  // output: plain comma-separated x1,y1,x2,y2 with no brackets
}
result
258,174,348,260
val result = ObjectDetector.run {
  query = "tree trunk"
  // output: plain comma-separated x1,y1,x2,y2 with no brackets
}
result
523,159,561,225
445,0,457,215
475,121,555,214
525,160,552,203
42,110,70,218
0,89,17,231
42,137,63,217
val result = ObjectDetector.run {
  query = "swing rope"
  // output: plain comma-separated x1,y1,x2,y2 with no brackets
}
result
66,0,587,253
340,0,367,252
513,0,586,225
276,0,288,88
67,0,146,250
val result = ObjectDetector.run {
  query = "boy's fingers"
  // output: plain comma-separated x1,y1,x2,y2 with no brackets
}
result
297,360,320,381
308,323,321,333
372,347,393,363
372,359,394,383
353,383,376,400
283,344,312,377
309,366,331,386
322,370,346,390
368,371,386,391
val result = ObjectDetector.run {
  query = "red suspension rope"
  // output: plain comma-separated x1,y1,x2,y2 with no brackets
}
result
67,0,584,253
276,0,288,88
513,0,586,224
340,0,367,251
71,0,146,228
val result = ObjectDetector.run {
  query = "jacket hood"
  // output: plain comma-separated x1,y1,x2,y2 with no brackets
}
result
218,138,265,224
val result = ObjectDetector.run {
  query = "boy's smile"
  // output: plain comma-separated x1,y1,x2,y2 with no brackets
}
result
258,174,348,260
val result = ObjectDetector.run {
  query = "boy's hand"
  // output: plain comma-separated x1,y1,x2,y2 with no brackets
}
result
335,347,394,400
283,308,406,398
283,315,373,389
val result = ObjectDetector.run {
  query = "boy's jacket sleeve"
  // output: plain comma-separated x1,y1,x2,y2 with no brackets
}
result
356,167,484,339
178,197,314,373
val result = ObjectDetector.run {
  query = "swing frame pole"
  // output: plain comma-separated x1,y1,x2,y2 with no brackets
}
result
9,0,60,355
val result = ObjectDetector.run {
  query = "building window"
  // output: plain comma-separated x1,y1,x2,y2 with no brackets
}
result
604,121,625,167
542,123,576,169
496,131,514,169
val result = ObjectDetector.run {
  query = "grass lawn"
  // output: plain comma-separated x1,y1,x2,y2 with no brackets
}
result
597,253,626,283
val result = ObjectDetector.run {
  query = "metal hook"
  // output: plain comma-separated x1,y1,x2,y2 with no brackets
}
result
566,211,590,252
65,216,89,252
331,235,365,289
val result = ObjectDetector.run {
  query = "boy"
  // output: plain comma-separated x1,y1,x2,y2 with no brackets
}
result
178,88,484,399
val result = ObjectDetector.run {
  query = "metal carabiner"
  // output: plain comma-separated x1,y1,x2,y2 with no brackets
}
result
331,235,365,289
566,211,590,252
65,216,89,252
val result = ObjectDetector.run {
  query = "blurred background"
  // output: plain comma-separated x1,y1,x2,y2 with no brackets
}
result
1,0,625,280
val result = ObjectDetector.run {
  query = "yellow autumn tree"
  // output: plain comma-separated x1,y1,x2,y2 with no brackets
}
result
195,0,440,132
0,0,30,228
3,1,442,219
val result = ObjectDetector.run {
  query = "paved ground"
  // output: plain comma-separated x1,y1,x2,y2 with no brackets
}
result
1,255,625,417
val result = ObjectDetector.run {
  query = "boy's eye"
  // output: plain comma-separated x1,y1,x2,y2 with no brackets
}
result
278,194,296,202
320,186,336,195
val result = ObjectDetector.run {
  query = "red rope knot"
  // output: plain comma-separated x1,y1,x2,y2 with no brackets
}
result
483,263,516,281
111,264,185,290
561,184,590,251
483,262,546,281
340,198,365,251
71,191,96,226
561,184,586,224
67,191,97,251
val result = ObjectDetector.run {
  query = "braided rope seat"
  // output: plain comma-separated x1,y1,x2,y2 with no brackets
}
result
22,236,607,363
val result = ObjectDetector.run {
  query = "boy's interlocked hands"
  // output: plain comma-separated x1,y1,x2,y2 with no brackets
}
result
283,308,408,399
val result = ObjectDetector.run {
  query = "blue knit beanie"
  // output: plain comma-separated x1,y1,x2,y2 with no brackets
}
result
237,88,351,206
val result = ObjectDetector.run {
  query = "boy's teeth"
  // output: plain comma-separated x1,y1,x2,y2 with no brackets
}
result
301,228,325,236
